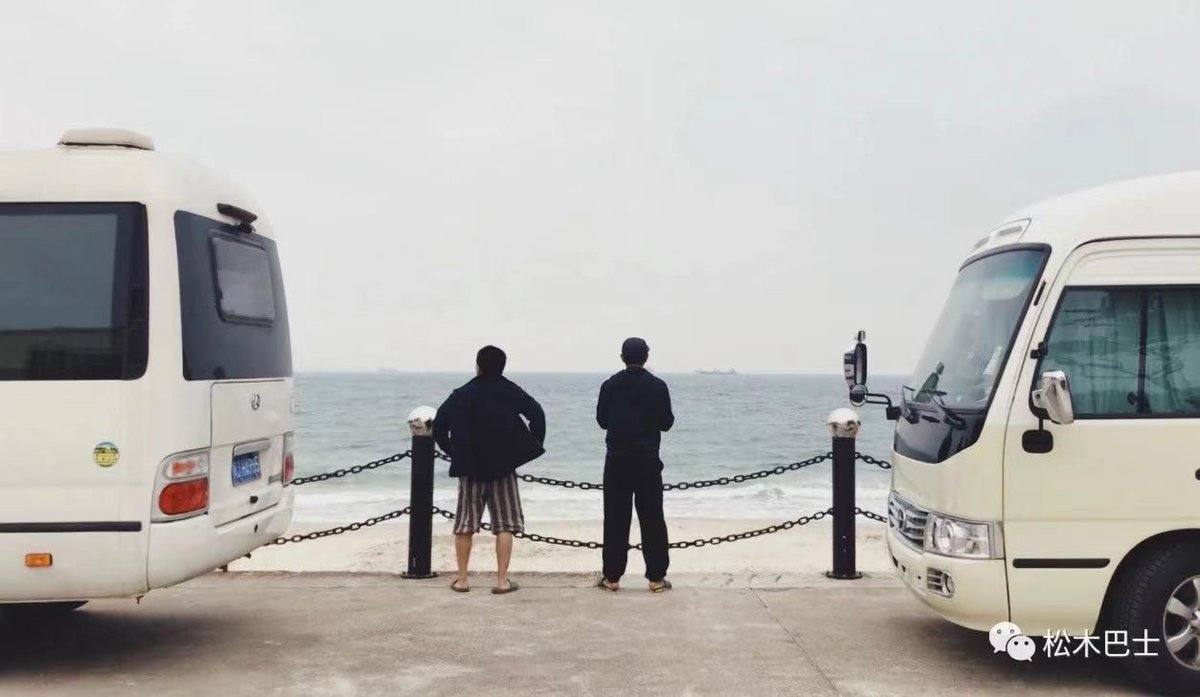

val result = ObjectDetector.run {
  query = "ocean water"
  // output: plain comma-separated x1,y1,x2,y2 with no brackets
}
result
292,372,905,523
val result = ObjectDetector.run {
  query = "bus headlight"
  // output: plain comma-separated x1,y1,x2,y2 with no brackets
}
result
925,513,1002,559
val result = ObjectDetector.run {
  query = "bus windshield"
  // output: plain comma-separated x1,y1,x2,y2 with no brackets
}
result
905,247,1047,412
0,204,147,381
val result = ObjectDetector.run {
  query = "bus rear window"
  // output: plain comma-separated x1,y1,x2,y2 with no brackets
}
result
212,234,276,324
176,211,292,381
0,203,148,381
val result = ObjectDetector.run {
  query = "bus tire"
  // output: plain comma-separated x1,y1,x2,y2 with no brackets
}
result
1111,539,1200,695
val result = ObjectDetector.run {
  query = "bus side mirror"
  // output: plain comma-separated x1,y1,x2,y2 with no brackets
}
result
1031,370,1075,425
842,330,899,420
844,331,868,405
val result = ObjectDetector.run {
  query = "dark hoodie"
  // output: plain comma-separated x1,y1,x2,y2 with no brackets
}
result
596,367,675,459
433,375,546,481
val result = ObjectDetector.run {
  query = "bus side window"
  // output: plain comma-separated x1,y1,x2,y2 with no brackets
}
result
1039,288,1140,417
1038,286,1200,417
1143,288,1200,415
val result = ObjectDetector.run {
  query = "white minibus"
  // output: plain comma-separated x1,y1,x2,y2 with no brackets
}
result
847,171,1200,694
0,128,295,613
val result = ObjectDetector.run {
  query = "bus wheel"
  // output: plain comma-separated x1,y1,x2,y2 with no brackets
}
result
3,601,87,618
1112,539,1200,695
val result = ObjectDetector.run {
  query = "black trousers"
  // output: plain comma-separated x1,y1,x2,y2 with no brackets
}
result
602,454,669,583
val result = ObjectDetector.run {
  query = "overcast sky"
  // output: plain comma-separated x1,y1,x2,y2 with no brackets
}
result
3,2,1200,374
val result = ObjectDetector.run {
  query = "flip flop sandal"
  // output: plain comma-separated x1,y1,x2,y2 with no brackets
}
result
491,580,520,595
596,578,619,592
450,580,470,593
649,580,673,593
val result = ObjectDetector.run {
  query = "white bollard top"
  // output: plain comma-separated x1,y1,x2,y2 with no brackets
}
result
407,406,437,437
826,407,861,439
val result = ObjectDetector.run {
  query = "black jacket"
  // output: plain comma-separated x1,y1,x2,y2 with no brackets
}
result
433,375,546,480
596,367,674,459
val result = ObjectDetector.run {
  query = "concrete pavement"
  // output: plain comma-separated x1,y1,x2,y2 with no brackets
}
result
0,572,1143,696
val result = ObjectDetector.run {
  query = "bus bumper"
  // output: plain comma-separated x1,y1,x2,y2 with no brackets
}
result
148,496,293,590
886,526,1009,631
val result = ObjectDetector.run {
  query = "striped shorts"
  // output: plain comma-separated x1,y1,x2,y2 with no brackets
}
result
453,473,525,535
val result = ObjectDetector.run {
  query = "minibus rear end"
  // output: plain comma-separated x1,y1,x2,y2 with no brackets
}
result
0,130,294,609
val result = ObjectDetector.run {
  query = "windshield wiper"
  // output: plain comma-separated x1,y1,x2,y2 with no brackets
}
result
929,391,967,429
905,362,945,403
901,385,966,429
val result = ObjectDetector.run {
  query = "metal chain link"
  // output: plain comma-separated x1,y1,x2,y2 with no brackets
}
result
855,452,891,470
660,508,832,549
431,506,832,549
516,473,603,490
289,451,412,486
269,506,412,545
504,451,834,492
855,507,888,523
664,452,833,491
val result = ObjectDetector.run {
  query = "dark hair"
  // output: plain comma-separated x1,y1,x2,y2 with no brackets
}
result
476,345,507,377
621,337,649,366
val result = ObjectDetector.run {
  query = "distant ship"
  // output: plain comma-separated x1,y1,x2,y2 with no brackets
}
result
695,368,738,375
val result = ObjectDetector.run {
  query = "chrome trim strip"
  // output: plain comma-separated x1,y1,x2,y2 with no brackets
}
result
233,439,271,457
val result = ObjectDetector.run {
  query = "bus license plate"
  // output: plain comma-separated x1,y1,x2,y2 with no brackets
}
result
232,452,262,486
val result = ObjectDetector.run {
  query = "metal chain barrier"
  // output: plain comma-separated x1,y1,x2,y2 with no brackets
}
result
265,506,837,548
855,507,888,523
270,446,886,553
431,506,832,550
855,452,891,470
483,451,835,492
287,448,869,489
290,451,412,486
269,507,412,545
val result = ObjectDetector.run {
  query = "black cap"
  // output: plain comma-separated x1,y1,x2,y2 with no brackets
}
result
621,337,649,365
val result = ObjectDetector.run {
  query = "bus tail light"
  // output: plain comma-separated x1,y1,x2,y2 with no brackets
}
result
159,479,209,516
282,432,295,486
162,452,209,481
154,450,210,521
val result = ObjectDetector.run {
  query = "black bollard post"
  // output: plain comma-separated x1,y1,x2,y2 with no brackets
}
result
826,408,862,580
402,406,438,579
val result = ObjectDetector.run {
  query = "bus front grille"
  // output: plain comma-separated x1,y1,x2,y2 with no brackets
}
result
888,492,929,550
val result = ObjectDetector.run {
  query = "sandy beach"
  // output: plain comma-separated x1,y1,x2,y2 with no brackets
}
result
231,516,893,583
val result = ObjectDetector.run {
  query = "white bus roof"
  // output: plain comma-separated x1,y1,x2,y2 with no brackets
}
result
0,128,262,227
971,171,1200,259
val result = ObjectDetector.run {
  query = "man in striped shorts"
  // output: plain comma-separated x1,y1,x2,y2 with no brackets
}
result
434,346,546,595
453,473,524,541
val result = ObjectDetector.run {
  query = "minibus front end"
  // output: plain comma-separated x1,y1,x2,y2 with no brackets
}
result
848,242,1050,631
885,454,1010,631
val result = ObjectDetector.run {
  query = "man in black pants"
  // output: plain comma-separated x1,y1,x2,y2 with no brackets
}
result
595,337,674,592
